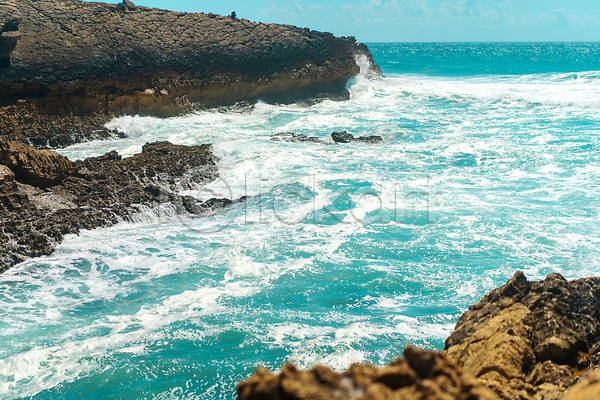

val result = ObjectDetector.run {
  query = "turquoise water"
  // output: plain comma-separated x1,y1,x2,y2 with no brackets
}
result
2,42,600,399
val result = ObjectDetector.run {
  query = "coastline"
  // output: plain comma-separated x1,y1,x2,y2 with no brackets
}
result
1,2,599,400
0,0,379,270
0,0,377,148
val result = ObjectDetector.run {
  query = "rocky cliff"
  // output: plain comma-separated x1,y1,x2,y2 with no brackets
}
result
237,272,600,400
0,0,374,147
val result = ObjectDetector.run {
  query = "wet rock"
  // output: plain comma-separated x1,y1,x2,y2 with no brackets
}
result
355,135,384,144
271,132,322,143
237,346,499,400
443,271,600,400
0,140,235,272
0,139,79,187
331,131,383,144
332,130,355,143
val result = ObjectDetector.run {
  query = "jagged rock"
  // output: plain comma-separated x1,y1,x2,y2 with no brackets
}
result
0,102,122,148
355,135,384,144
0,139,79,187
444,272,600,400
0,140,235,272
271,132,322,143
237,346,499,400
331,131,383,144
0,164,14,184
122,0,137,11
332,130,355,143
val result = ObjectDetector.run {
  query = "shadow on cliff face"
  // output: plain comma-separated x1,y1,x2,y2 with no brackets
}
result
0,0,20,68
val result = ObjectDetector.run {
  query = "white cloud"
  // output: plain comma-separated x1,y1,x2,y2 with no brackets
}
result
443,0,480,17
342,0,426,17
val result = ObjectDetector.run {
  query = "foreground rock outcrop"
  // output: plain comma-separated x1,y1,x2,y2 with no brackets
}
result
0,139,229,271
0,0,377,147
238,346,498,400
238,272,600,400
444,272,600,400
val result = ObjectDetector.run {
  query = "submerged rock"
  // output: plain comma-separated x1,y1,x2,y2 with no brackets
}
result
271,132,322,143
331,131,383,144
238,346,498,400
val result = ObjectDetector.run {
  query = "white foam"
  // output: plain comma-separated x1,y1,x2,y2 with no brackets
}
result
6,67,600,398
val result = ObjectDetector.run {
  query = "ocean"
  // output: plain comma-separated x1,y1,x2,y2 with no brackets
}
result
2,42,600,399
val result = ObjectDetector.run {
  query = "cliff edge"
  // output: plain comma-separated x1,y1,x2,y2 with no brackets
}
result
0,0,376,147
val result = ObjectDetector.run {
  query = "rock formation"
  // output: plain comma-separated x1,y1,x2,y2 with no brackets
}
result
0,0,20,69
331,131,383,144
237,272,600,400
270,131,384,144
271,132,323,144
0,139,230,272
444,272,600,400
0,0,377,147
237,346,499,400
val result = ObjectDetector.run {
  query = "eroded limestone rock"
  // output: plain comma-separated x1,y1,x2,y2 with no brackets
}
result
0,140,233,272
0,0,378,147
444,272,600,400
238,346,499,400
0,139,79,187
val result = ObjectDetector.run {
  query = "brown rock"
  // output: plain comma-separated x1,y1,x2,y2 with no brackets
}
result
562,369,600,400
0,0,380,147
0,164,14,184
445,304,535,381
444,272,600,400
237,346,499,400
0,139,78,187
0,140,234,272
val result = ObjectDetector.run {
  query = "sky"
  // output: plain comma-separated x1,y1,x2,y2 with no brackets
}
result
91,0,600,42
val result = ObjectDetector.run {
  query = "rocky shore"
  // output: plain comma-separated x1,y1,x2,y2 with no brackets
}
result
0,0,380,269
0,139,231,272
237,272,600,400
0,0,377,147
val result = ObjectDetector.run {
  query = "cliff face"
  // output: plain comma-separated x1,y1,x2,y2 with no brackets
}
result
0,0,367,146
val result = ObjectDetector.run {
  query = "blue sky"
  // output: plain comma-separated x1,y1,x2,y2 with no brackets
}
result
93,0,600,42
